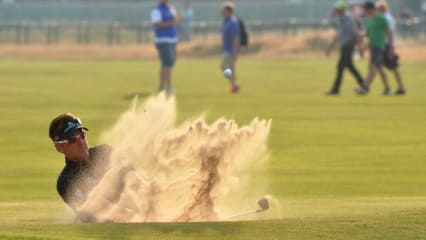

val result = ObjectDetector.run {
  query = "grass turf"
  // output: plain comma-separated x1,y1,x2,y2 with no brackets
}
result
0,58,425,239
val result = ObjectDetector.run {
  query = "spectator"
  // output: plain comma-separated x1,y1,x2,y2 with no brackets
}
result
355,1,395,95
221,1,241,94
376,0,406,95
151,0,178,93
325,0,365,95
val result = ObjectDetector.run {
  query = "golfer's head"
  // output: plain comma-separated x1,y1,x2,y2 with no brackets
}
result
376,0,388,13
364,1,377,16
49,113,89,161
334,0,347,15
221,1,235,18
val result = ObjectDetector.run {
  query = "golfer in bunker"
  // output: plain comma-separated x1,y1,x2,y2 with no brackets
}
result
49,112,271,222
49,113,144,222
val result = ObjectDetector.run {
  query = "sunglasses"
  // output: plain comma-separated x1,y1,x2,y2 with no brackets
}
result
54,129,87,144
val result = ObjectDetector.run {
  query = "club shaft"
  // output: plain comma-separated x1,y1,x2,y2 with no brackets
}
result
222,208,266,220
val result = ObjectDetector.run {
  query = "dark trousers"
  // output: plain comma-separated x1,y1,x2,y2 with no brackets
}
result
331,45,364,92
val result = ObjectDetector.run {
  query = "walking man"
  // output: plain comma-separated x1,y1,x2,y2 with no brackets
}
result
376,0,406,95
325,0,364,95
355,1,395,95
221,1,241,94
151,0,178,93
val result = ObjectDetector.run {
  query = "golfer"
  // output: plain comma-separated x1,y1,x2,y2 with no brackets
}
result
49,113,142,222
151,0,178,93
325,0,364,95
221,1,240,94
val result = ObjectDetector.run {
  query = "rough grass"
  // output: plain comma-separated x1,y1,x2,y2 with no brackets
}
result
0,58,425,239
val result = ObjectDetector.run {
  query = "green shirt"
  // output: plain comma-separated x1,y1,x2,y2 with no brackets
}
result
366,15,388,49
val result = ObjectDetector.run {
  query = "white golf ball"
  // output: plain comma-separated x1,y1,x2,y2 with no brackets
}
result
223,68,232,78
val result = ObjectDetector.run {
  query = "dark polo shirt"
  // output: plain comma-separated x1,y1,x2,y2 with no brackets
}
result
56,144,111,209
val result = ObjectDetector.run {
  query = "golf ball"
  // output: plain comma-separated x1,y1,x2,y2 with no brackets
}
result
223,68,232,78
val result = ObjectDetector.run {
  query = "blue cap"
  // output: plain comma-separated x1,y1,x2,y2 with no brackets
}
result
52,118,88,143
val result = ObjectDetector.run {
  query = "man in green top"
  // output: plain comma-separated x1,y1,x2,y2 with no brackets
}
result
355,1,395,95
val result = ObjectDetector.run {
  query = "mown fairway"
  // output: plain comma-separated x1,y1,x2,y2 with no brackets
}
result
1,58,425,239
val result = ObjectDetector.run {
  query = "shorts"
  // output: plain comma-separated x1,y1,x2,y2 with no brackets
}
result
155,42,176,68
383,44,399,70
370,46,384,67
221,53,235,70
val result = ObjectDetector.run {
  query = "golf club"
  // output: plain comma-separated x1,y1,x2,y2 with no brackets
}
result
222,197,269,220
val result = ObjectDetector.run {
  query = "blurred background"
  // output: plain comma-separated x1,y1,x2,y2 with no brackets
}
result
0,0,424,46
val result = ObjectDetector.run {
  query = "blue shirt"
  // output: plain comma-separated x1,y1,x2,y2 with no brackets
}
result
222,16,240,54
151,3,177,43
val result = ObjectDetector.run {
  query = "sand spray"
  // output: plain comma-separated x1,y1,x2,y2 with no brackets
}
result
75,93,277,222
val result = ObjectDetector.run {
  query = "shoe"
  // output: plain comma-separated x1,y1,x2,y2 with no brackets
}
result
395,88,406,95
354,86,368,95
382,88,392,96
325,90,339,96
230,85,240,94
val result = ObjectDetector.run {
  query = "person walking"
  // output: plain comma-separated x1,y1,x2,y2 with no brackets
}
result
355,1,395,95
221,1,241,94
376,0,406,95
325,0,364,95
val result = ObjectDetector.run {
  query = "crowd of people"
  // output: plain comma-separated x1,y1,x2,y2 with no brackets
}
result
149,0,410,97
326,0,406,96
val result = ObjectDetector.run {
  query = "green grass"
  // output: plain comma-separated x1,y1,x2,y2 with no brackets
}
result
1,58,426,239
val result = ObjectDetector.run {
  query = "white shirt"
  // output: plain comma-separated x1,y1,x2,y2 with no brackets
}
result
150,6,177,24
384,12,397,47
150,6,178,43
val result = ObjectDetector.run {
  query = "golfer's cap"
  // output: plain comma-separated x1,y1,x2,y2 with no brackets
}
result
334,0,347,10
49,113,88,143
376,0,389,10
222,1,235,10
